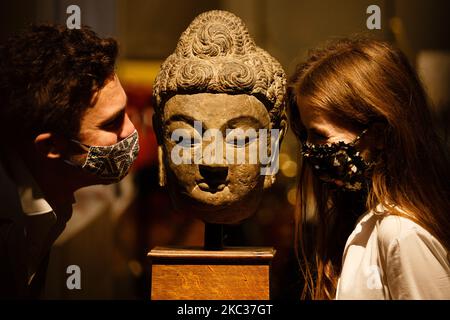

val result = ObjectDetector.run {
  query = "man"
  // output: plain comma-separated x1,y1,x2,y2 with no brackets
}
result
0,24,139,298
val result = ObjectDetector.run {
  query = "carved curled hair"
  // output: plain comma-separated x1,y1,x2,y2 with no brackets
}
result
153,10,286,129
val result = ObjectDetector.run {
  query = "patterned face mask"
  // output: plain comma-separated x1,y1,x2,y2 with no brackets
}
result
301,129,373,191
67,130,139,182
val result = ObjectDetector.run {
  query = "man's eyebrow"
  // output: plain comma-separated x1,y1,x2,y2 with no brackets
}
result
99,108,125,127
99,98,127,127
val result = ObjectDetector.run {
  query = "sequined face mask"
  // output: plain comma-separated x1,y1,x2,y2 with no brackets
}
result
301,128,373,191
66,130,140,183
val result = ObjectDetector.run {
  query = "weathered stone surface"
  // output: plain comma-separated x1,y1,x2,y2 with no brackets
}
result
152,10,287,224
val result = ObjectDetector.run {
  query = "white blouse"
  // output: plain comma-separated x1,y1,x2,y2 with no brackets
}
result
335,204,450,299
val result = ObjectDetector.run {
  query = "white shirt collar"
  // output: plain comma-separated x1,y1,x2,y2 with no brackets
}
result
7,150,53,216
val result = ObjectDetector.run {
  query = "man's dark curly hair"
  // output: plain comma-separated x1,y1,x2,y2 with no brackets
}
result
0,24,118,139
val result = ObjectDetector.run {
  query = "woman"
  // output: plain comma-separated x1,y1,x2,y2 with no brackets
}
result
288,38,450,299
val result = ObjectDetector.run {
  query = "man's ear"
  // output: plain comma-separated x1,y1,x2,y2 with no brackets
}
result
34,132,68,159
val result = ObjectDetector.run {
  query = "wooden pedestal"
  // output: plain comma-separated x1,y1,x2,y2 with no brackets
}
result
148,246,275,300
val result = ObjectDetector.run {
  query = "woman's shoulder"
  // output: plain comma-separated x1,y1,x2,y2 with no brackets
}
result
375,211,423,245
371,204,448,258
366,206,450,299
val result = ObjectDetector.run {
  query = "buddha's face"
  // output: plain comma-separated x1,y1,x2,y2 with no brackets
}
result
160,93,273,224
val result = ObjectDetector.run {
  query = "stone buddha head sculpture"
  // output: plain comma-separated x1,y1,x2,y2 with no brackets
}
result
153,10,287,224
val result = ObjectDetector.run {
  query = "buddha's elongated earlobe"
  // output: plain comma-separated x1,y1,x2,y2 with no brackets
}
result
158,145,167,187
263,174,276,189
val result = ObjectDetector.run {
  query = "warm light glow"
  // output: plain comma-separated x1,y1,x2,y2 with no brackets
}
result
287,186,297,206
281,160,297,178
